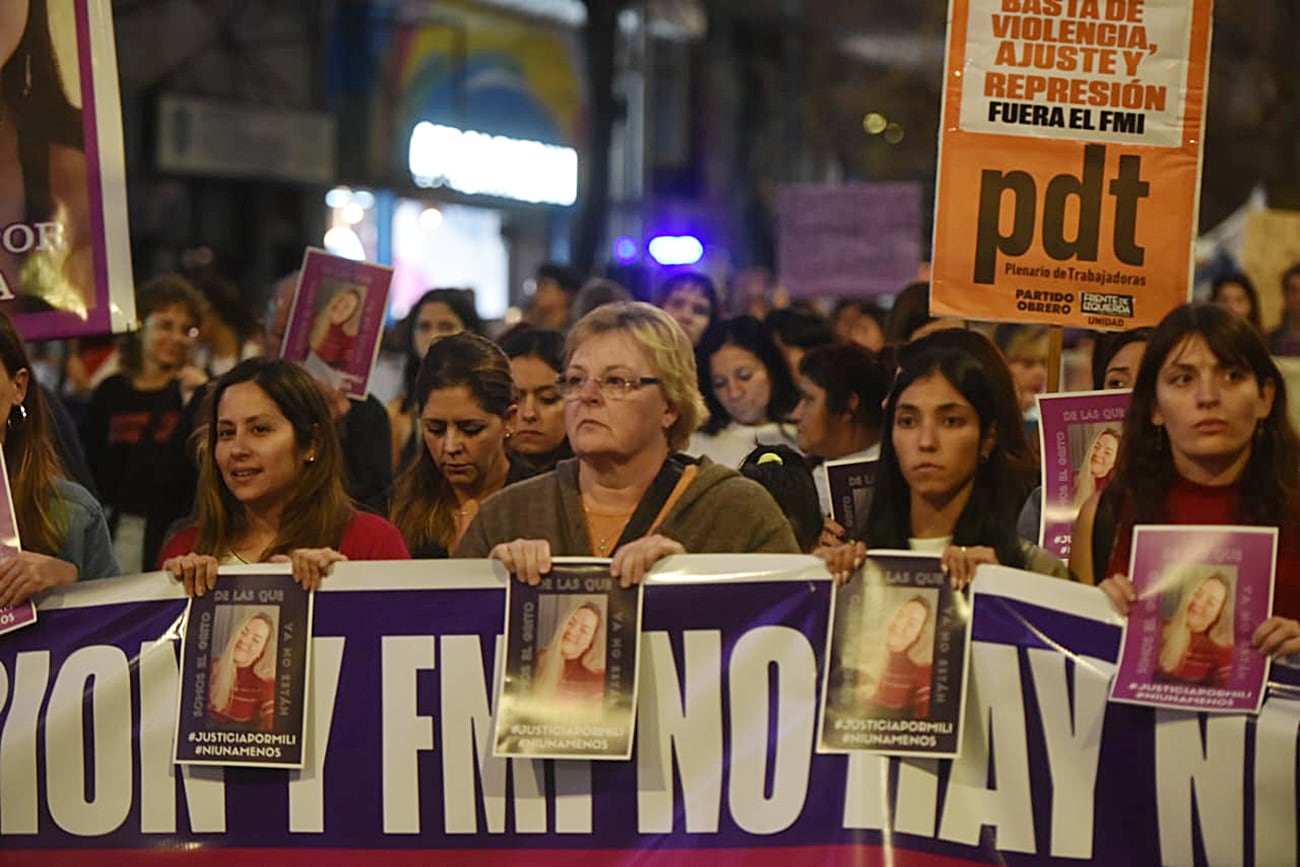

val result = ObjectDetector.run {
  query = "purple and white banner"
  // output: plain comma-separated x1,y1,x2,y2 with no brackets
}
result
2,556,1299,865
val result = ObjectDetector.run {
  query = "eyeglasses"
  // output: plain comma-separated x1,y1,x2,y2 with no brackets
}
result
557,372,662,399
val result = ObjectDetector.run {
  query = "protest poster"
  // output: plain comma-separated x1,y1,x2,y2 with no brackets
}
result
494,560,642,760
174,567,313,768
822,457,878,533
776,184,923,298
1,0,134,340
1111,525,1277,714
279,248,393,399
819,552,970,757
0,446,36,637
1036,389,1130,559
930,0,1212,329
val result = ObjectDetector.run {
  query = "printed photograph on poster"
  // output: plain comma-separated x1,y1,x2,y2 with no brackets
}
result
494,561,643,760
818,552,971,757
174,570,313,767
1110,525,1277,714
1036,390,1131,559
279,248,393,399
823,458,878,534
2,0,134,340
0,447,36,637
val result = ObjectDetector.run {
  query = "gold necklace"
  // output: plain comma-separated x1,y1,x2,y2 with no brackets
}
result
582,498,635,556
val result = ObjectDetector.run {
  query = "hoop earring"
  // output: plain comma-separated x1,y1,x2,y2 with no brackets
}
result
7,403,27,431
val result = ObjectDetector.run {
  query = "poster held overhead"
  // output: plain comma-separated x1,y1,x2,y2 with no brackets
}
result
1,0,135,340
930,0,1213,329
279,248,393,400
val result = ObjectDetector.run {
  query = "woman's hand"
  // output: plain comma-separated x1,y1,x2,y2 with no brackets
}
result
269,548,347,590
0,552,79,608
1252,617,1300,658
941,545,998,590
610,534,685,588
818,516,847,550
489,539,554,586
1098,573,1137,616
815,540,866,584
164,554,221,597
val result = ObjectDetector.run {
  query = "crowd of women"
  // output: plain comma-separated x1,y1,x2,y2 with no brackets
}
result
3,265,1300,670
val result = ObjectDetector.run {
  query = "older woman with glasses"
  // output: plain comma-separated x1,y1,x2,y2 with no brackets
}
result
455,302,799,585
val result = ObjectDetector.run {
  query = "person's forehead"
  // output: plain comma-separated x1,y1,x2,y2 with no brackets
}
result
571,331,654,369
218,382,284,419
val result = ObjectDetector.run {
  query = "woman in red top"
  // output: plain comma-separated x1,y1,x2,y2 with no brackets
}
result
208,611,276,730
1075,304,1300,658
1157,573,1233,687
534,602,605,706
864,595,933,718
161,357,409,594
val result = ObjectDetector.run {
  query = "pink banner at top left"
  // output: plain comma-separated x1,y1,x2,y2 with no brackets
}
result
0,0,134,340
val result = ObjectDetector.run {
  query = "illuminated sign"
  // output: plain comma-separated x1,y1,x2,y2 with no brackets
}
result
408,123,578,206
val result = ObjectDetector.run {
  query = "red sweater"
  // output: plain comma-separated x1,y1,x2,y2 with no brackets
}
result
159,511,411,565
867,651,932,718
209,660,275,730
1156,629,1232,688
1107,476,1300,620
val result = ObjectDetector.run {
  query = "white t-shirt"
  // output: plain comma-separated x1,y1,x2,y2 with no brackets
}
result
908,536,952,555
687,422,798,470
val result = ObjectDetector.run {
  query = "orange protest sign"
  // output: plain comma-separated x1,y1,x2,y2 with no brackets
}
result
931,0,1213,329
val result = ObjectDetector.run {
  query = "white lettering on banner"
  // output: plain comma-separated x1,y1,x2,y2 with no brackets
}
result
727,626,816,834
1028,649,1109,859
0,653,46,834
1155,710,1247,866
938,643,1036,852
893,758,941,837
842,752,888,829
637,631,728,831
439,635,588,834
636,630,724,833
45,646,133,836
289,637,346,833
137,640,225,834
381,636,436,833
1254,697,1300,867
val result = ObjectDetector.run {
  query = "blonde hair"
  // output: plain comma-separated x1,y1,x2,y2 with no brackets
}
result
534,601,606,700
564,302,707,452
1072,427,1120,509
208,611,277,718
1158,572,1233,675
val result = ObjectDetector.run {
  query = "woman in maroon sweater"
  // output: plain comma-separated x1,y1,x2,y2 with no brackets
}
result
1074,304,1300,659
161,357,409,594
208,611,276,730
